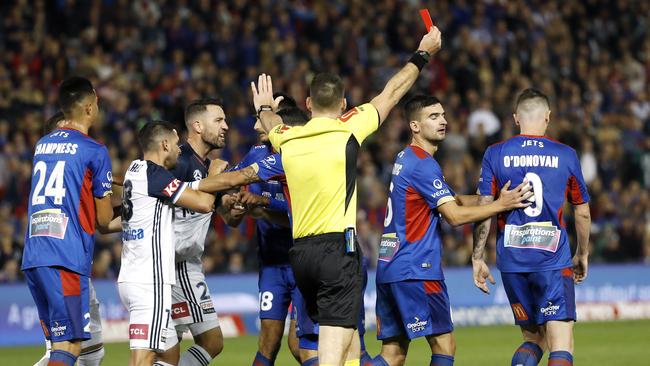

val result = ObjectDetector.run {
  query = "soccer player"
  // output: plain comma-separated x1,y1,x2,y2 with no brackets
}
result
21,77,116,366
373,95,534,366
32,112,108,366
472,89,591,366
250,26,443,366
118,121,225,366
153,99,232,366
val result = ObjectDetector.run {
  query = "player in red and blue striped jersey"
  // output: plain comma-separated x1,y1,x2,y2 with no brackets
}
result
21,77,119,366
472,89,591,366
373,95,533,366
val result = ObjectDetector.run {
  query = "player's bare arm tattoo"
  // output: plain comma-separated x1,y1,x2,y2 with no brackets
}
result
239,165,260,184
472,195,494,260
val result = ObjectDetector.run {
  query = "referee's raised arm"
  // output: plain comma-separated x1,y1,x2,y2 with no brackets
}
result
370,26,442,124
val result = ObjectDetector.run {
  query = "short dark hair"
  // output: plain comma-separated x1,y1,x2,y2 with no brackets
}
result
58,77,95,115
273,92,297,111
309,73,344,110
185,98,223,124
138,120,177,152
404,94,441,122
515,88,549,111
44,111,65,135
277,107,309,126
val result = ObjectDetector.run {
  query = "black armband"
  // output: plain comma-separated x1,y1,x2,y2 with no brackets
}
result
409,50,431,71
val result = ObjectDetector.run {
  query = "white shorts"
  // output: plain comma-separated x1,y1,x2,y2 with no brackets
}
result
118,282,177,351
81,280,103,350
172,261,220,337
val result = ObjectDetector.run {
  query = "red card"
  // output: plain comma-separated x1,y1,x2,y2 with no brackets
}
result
419,9,433,32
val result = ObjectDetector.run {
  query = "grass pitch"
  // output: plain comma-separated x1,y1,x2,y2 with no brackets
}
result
1,320,647,365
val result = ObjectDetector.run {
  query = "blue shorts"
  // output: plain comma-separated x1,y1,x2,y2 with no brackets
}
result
376,280,453,340
24,266,90,342
259,265,300,320
502,267,576,326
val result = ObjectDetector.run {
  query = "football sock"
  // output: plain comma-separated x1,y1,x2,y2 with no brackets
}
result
430,354,454,365
47,350,77,366
360,351,373,366
512,342,543,366
548,351,572,366
371,355,390,366
179,345,213,366
77,346,104,366
252,351,272,366
301,356,318,366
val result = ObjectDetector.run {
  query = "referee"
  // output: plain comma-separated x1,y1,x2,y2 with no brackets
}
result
251,27,442,366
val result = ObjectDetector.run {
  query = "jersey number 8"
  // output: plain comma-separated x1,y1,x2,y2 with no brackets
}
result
122,180,134,221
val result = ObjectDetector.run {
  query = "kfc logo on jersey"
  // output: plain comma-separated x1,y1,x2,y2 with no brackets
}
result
172,302,190,319
163,179,182,197
129,324,149,339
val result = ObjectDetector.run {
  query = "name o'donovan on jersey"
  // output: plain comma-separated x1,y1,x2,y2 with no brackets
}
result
34,142,79,155
503,155,559,168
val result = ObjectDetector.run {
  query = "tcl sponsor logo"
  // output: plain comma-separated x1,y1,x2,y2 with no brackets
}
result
172,302,190,319
129,324,149,339
163,179,182,197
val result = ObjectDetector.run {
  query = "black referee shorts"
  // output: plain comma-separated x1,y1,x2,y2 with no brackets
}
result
289,232,363,328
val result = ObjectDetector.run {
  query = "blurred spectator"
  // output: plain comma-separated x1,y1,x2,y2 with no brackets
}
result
0,0,648,282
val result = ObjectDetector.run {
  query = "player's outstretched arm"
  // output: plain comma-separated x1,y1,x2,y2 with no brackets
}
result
437,180,533,226
197,164,262,193
216,192,247,228
572,203,591,284
175,188,216,214
471,195,496,294
455,194,479,206
370,26,442,124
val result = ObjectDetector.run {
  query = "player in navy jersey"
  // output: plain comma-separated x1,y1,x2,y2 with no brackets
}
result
373,95,533,366
21,77,119,366
472,89,591,366
155,99,233,366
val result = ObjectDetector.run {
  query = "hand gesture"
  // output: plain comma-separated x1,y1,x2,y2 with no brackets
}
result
472,259,496,294
497,179,533,210
251,74,275,113
238,190,270,209
208,159,229,177
572,254,588,284
417,26,442,55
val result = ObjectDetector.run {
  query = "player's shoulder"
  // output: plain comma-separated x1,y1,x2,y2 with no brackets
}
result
401,145,441,173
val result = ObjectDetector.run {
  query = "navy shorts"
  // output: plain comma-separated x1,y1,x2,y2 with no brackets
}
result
502,267,576,326
24,266,90,342
376,279,453,340
258,264,300,320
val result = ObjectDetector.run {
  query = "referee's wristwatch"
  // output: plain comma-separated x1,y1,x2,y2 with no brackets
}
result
257,105,273,117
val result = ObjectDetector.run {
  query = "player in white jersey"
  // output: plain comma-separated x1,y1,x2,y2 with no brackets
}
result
118,121,226,366
157,99,239,366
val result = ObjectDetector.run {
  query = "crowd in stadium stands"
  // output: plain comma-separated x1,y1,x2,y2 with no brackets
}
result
0,0,649,282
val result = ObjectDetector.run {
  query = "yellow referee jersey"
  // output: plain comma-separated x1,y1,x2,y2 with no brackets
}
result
268,103,380,239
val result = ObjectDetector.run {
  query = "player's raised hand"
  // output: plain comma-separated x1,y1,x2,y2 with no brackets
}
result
472,258,496,294
417,26,442,55
497,179,534,210
208,158,229,176
251,73,275,113
572,253,588,284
